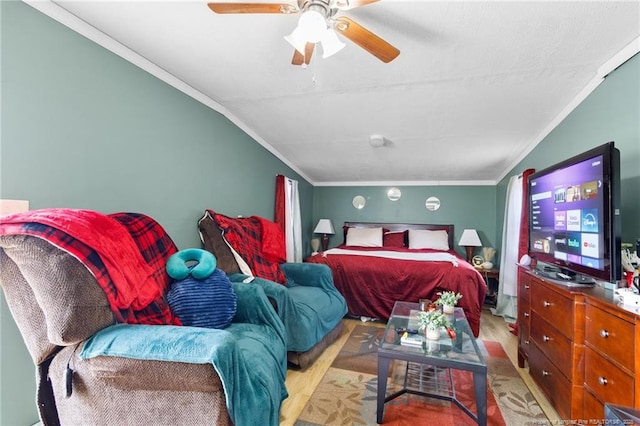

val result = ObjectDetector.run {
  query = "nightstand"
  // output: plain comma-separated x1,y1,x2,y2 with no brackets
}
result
479,268,499,306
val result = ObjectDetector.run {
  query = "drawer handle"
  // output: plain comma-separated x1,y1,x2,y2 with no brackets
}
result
524,285,530,289
543,301,551,307
598,377,608,386
524,340,530,345
542,335,550,342
599,329,609,338
524,312,529,317
542,370,550,377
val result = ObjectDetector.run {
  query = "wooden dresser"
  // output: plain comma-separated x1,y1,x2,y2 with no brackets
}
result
517,267,640,421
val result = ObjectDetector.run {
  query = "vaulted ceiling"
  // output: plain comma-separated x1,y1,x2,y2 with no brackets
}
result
28,1,640,185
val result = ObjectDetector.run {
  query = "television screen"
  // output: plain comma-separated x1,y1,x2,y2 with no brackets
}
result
528,142,621,284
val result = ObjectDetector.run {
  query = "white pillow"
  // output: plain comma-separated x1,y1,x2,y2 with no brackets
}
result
408,229,450,250
346,227,383,247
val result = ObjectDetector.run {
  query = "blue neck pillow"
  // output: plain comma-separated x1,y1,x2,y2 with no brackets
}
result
166,249,237,329
166,249,217,280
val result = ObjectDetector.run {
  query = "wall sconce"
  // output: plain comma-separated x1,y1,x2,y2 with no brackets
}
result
458,229,482,263
387,187,401,201
313,219,335,251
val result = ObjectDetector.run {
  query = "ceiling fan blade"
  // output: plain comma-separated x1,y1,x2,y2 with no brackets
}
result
292,50,304,65
333,17,399,63
207,2,297,14
334,0,380,11
292,43,315,66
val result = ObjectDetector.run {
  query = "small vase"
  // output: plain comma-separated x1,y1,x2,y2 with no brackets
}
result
425,339,440,353
310,238,320,255
442,304,454,314
425,328,440,340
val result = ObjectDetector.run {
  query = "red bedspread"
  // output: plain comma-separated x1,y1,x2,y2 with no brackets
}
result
306,246,487,336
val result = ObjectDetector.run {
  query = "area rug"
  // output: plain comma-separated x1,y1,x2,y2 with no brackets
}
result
295,325,546,425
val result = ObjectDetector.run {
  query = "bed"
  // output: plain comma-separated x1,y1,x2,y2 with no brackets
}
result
305,222,487,337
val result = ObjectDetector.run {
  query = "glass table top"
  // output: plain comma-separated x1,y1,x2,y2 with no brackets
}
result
380,301,486,367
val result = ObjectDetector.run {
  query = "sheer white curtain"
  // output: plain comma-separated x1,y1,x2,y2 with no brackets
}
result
492,174,522,320
282,177,303,262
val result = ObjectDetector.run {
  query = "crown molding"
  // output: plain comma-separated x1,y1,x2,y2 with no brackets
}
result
313,180,496,187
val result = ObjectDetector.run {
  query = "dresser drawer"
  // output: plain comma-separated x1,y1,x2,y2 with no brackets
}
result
531,283,573,338
531,312,573,378
585,304,635,372
584,347,634,407
518,270,532,303
529,341,572,419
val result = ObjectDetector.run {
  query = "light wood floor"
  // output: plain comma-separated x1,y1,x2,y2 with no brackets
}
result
279,307,562,425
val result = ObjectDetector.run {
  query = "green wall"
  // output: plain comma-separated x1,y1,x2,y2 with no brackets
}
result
496,53,640,252
0,2,312,424
0,0,314,249
313,185,498,259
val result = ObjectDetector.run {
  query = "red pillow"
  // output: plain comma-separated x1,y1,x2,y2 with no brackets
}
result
210,211,286,284
383,230,407,248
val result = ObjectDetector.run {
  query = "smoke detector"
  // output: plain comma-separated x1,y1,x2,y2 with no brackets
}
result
369,134,385,148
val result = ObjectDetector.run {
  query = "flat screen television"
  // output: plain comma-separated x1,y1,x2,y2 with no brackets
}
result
528,141,621,284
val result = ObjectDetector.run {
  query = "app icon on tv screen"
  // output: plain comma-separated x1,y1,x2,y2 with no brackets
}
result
581,233,599,258
581,209,598,232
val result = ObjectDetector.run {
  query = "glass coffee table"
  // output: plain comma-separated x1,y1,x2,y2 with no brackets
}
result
377,301,487,425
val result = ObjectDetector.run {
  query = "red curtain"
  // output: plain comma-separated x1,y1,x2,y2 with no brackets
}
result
511,168,535,336
274,174,285,232
518,168,536,260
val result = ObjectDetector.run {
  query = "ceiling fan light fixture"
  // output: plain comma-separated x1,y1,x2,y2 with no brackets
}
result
298,9,328,42
320,28,345,58
284,26,307,54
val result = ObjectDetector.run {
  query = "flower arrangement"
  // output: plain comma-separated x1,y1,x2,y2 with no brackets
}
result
435,291,463,307
417,309,449,331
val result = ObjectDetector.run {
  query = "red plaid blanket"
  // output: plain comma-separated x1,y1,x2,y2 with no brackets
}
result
208,210,286,284
0,209,179,325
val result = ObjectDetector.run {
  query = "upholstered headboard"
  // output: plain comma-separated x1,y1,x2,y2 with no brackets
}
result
342,222,455,249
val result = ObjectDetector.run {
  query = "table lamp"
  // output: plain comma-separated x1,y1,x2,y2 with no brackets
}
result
458,229,482,263
314,219,335,252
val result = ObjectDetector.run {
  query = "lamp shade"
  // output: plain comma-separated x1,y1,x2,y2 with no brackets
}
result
314,219,335,235
298,9,327,42
458,229,482,247
321,28,345,58
284,26,306,54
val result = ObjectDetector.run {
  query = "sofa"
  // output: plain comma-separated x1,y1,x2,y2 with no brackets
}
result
198,210,348,368
0,209,288,426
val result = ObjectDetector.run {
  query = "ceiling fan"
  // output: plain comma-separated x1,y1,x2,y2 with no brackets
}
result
207,0,400,66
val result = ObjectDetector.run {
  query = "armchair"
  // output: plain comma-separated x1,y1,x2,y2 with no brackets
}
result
199,210,347,368
0,210,288,426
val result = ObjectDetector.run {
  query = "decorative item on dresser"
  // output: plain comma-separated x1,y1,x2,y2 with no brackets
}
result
517,266,640,421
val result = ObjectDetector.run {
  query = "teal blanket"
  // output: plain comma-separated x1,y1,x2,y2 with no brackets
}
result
230,262,347,352
80,283,288,426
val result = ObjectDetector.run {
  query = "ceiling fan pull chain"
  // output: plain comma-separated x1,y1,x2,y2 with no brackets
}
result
312,52,318,83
